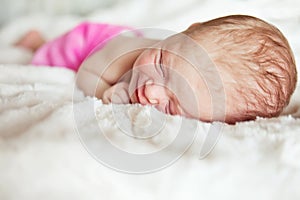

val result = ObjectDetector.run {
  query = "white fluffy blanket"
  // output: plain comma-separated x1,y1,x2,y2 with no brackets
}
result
1,0,300,199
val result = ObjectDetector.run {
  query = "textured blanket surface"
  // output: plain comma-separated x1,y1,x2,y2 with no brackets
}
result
1,0,300,199
1,65,300,200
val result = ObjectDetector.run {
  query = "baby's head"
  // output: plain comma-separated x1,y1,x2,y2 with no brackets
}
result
128,15,297,123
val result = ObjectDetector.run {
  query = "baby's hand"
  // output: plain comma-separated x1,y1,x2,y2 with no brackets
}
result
102,82,130,104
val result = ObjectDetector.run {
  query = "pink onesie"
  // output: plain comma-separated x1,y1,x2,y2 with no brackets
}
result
31,22,137,71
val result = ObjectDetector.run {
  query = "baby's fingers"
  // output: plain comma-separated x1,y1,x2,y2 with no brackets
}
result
102,82,130,104
111,85,130,104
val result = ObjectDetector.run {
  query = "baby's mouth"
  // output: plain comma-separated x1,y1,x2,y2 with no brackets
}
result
136,86,148,105
130,84,153,105
129,74,147,104
130,89,139,104
129,86,144,104
130,85,172,116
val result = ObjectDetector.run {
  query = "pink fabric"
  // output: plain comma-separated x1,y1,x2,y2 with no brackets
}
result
31,22,136,71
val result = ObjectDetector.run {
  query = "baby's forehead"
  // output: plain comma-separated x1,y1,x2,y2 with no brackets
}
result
163,53,217,93
155,32,223,82
161,46,215,76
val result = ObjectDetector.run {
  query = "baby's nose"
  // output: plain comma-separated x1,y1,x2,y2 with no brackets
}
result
144,81,169,105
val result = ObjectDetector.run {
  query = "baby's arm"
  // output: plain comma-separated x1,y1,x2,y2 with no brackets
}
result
77,35,159,99
76,68,130,103
76,68,111,99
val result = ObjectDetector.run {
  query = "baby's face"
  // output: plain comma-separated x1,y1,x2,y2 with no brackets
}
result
128,33,219,121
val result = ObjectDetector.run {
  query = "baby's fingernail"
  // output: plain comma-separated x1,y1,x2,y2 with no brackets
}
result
149,99,158,104
145,80,153,85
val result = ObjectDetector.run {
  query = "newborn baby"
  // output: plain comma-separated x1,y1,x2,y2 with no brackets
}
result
16,15,297,123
